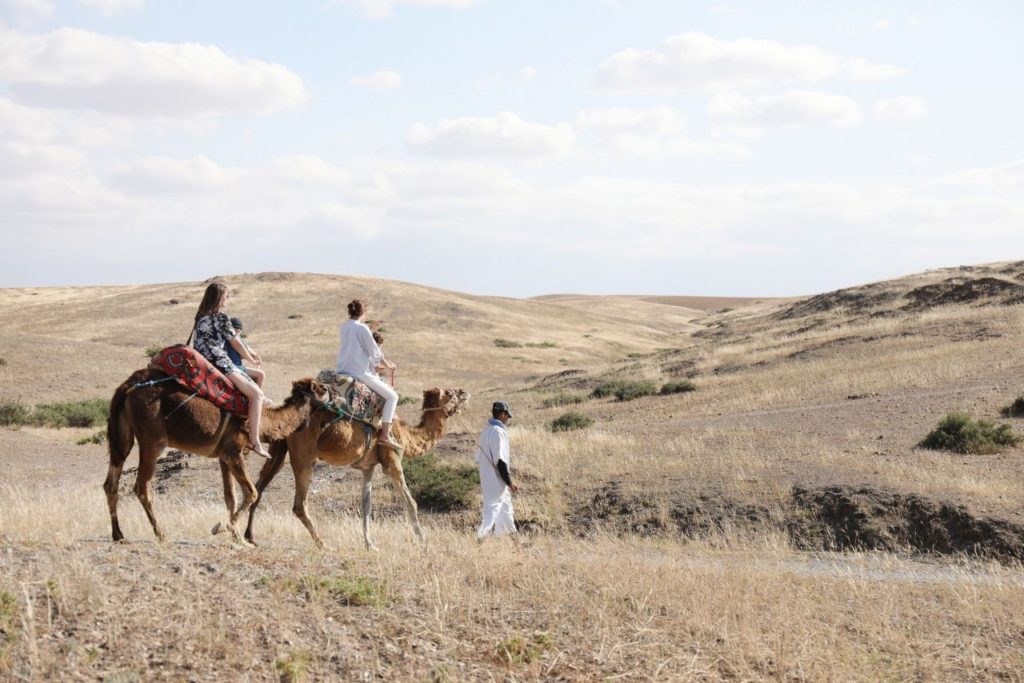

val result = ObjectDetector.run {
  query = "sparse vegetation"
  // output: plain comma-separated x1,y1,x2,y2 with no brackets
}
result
550,411,594,432
494,338,523,348
275,649,311,683
919,413,1021,454
525,341,557,348
287,313,302,319
0,590,19,671
0,399,108,429
0,357,6,366
496,632,553,666
76,430,106,445
541,393,584,408
145,344,165,357
592,380,658,402
397,395,418,406
660,380,697,395
402,454,479,511
1001,396,1024,418
285,576,386,607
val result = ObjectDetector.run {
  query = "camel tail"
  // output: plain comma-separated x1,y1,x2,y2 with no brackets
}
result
107,380,135,467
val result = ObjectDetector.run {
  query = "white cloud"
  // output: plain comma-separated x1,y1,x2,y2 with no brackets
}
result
349,69,402,90
331,0,475,19
77,0,143,15
942,160,1024,191
407,112,574,159
846,57,907,82
710,91,863,129
596,32,904,94
874,96,929,121
869,19,891,32
0,27,308,118
577,106,745,158
519,66,537,80
1,0,53,24
114,155,247,194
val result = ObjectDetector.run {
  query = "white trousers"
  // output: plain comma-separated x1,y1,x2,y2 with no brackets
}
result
359,371,398,424
477,487,516,539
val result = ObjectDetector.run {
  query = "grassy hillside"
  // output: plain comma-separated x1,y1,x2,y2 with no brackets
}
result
3,263,1024,680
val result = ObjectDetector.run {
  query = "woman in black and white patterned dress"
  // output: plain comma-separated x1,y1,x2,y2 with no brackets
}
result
190,282,271,458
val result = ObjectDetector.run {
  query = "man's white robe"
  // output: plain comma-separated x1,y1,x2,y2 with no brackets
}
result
475,418,516,538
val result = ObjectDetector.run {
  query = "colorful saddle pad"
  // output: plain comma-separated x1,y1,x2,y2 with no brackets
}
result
315,369,386,427
151,345,249,418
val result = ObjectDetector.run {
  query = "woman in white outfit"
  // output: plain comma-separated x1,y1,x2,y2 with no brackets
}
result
336,299,400,449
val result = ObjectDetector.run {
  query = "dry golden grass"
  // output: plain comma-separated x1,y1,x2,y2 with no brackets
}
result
2,483,1024,681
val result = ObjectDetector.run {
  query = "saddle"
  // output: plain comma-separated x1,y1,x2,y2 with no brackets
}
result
315,369,386,428
150,345,249,418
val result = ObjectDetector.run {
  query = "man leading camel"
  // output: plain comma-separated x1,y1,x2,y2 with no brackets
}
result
476,400,519,539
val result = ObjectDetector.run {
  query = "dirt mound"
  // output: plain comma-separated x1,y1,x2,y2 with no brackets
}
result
790,485,1024,561
571,482,1024,562
902,277,1024,311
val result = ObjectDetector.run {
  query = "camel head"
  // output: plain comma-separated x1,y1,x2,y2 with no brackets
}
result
422,387,470,417
288,377,331,405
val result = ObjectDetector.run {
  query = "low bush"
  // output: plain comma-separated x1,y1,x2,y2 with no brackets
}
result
287,313,303,319
919,412,1021,454
494,338,523,348
145,344,165,357
496,632,553,666
0,400,30,426
592,380,657,402
541,393,584,408
660,381,697,395
1000,396,1024,418
0,399,109,428
402,454,479,512
286,575,386,607
397,395,418,406
550,411,594,432
0,356,6,366
524,341,557,349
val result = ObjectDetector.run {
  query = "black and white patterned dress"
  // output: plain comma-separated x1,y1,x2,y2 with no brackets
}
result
192,313,239,376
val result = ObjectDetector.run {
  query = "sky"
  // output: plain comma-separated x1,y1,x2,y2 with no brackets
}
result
0,0,1021,297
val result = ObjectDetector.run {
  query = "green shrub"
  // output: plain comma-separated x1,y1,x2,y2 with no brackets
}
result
524,341,557,349
660,381,697,395
275,650,311,683
397,395,418,406
550,411,594,432
402,454,479,512
592,380,657,402
0,400,30,427
494,338,523,348
76,430,106,445
1001,397,1024,418
919,412,1021,454
30,399,109,428
0,357,6,366
541,393,584,408
287,313,303,319
145,344,165,357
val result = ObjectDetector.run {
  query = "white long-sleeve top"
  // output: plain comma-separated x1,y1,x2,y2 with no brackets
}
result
335,319,383,377
476,418,511,501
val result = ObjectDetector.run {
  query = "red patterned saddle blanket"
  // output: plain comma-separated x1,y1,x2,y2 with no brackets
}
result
150,345,249,418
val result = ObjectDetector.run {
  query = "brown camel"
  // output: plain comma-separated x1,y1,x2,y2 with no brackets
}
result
244,387,470,549
103,368,329,543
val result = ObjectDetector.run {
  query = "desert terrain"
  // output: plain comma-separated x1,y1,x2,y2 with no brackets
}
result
3,264,1024,680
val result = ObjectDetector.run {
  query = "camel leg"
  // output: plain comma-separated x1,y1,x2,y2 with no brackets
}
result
291,457,325,550
381,451,425,544
360,466,377,551
244,440,290,545
217,453,258,542
133,442,164,541
219,459,237,519
103,463,126,542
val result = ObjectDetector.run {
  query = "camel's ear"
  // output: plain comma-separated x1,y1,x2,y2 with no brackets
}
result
422,388,441,398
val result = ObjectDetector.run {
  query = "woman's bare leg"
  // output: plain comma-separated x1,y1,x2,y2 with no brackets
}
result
230,371,268,457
